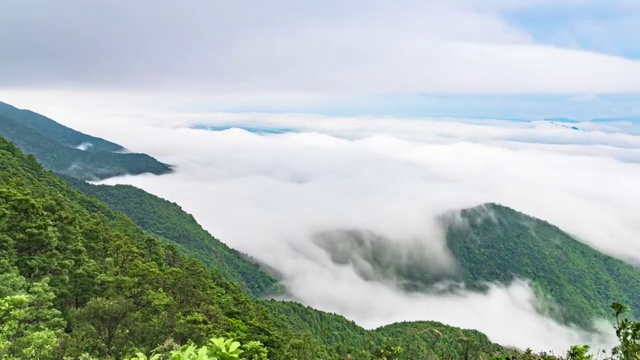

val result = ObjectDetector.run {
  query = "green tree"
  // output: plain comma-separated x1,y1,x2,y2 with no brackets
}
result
0,272,66,359
565,345,592,360
611,302,640,360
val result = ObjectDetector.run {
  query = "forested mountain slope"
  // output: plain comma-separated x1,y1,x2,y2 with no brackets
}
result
0,101,172,180
444,203,640,328
0,101,123,152
62,177,280,297
316,204,640,330
0,134,516,359
0,135,291,358
372,321,511,360
261,301,514,360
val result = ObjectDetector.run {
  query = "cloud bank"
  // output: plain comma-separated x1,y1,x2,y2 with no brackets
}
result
2,0,640,95
40,110,631,353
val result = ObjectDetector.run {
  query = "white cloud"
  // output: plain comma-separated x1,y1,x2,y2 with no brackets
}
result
33,108,631,353
1,0,640,94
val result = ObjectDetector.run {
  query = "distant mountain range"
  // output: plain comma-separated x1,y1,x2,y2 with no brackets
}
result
543,116,640,123
543,117,579,123
0,101,172,180
591,116,640,122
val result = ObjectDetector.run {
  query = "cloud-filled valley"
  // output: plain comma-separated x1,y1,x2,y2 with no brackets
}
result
3,1,640,358
29,110,626,354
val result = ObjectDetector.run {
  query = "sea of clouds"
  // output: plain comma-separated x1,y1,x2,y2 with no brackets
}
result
3,0,640,354
55,110,640,353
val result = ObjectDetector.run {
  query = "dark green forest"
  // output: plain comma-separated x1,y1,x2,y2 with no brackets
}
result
0,102,172,180
61,177,280,297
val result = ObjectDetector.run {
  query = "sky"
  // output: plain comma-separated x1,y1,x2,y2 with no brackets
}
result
2,0,640,118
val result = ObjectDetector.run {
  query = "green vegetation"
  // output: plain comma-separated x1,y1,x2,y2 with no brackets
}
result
0,101,172,180
261,300,371,358
316,204,640,330
89,306,640,360
116,303,640,360
261,300,520,359
0,101,123,152
0,135,518,359
1,130,639,359
372,321,511,360
610,302,640,360
62,177,279,297
126,337,266,360
0,134,292,359
444,203,640,328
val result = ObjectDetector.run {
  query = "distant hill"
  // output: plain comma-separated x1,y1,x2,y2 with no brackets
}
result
62,176,281,297
0,101,124,151
262,300,515,359
315,203,640,329
0,101,172,180
591,116,640,122
445,204,640,328
543,117,579,123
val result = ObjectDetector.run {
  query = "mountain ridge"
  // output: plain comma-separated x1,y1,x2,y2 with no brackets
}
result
0,101,172,180
0,101,124,152
315,202,640,329
62,176,281,297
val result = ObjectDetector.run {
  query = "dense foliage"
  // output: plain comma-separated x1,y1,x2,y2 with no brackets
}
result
372,321,513,360
0,101,172,180
444,203,640,328
125,303,640,360
62,177,279,297
261,301,371,358
0,135,289,358
0,135,518,359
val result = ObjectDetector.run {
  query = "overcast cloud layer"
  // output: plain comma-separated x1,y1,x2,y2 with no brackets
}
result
25,107,634,353
2,0,640,96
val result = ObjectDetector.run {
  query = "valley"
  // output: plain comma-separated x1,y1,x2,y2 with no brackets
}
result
1,102,638,359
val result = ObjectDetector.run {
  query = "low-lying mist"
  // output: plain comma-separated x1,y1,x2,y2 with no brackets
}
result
311,229,459,291
68,111,640,353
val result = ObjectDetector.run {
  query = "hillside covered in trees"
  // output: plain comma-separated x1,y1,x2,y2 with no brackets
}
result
62,177,280,297
0,135,522,359
444,204,640,329
315,204,640,330
0,101,172,180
